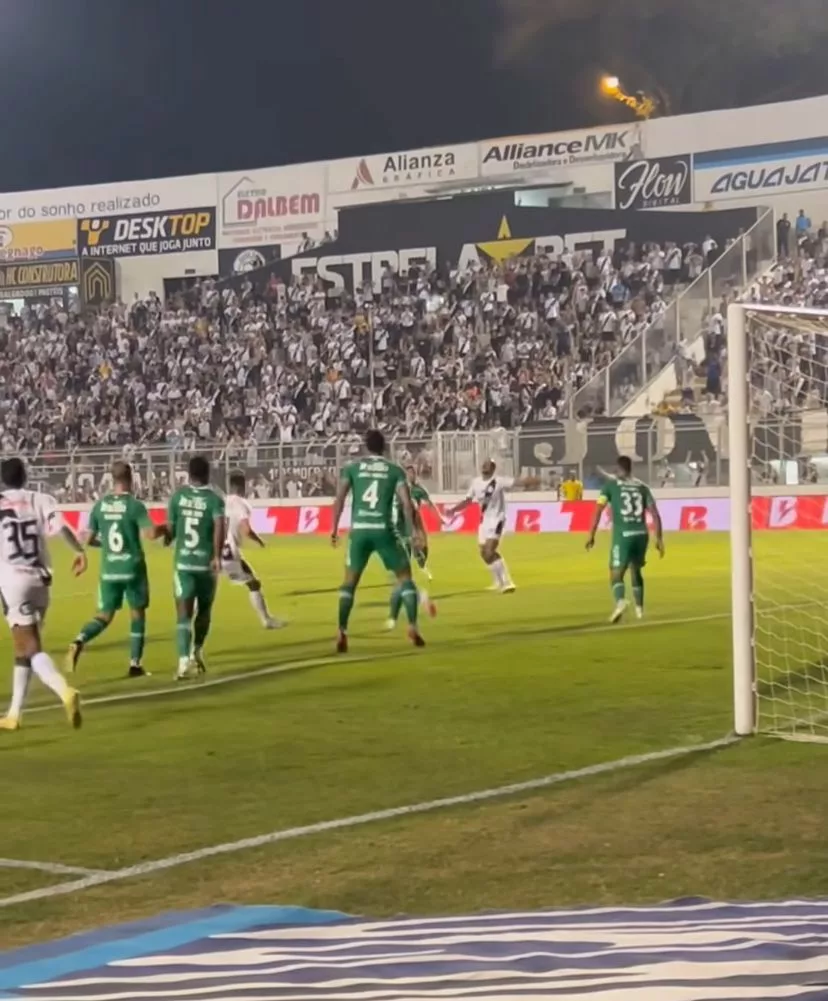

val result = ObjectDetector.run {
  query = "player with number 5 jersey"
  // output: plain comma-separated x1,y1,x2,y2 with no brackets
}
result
67,461,168,679
166,456,226,680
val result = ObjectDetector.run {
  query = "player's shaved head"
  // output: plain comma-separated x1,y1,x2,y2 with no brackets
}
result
189,455,210,485
0,457,26,489
229,471,246,494
617,455,633,477
482,459,496,478
365,429,385,456
111,461,133,489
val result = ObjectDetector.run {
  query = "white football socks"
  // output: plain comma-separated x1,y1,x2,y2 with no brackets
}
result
31,652,69,701
491,558,512,588
9,664,31,717
249,589,271,625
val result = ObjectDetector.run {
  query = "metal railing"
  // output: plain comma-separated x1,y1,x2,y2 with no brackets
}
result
19,409,825,500
568,209,776,417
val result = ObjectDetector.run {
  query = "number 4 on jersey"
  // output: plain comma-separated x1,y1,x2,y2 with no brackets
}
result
361,481,380,510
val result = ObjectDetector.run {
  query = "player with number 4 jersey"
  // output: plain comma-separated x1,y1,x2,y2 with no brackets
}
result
331,429,425,653
586,455,664,623
68,461,168,679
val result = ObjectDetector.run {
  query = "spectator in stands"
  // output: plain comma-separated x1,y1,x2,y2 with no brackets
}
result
796,208,812,241
0,234,708,469
777,212,791,257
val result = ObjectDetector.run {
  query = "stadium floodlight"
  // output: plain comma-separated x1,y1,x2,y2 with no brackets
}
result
728,301,828,741
599,75,655,119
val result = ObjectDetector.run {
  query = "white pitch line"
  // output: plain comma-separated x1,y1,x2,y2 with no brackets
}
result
0,858,108,877
0,734,738,909
24,609,735,718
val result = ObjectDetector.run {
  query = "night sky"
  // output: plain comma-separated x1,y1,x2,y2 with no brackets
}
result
2,0,826,194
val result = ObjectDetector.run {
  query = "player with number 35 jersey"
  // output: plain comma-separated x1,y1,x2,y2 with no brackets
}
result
0,457,86,732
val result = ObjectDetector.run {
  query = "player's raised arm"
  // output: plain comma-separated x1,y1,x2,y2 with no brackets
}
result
331,472,351,547
645,487,665,557
445,483,475,518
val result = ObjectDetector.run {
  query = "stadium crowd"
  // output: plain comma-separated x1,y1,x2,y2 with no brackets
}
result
673,213,828,416
0,238,707,459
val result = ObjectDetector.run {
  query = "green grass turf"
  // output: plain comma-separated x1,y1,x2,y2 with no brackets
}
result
0,530,826,949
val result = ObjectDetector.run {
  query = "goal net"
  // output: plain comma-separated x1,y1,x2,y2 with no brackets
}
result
729,301,828,741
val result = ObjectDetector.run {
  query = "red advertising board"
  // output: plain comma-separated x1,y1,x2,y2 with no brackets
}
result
57,496,828,536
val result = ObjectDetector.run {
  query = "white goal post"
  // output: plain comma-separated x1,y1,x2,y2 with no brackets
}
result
728,301,828,741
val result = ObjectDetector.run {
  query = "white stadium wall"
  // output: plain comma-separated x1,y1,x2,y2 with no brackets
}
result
116,250,219,301
7,92,828,300
0,172,217,224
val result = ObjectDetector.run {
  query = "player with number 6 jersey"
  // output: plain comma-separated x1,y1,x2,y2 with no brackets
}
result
67,461,168,679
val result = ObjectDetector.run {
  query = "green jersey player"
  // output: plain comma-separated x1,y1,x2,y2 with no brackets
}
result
68,461,167,678
331,429,425,653
384,469,438,630
586,455,664,623
405,465,444,580
165,456,226,679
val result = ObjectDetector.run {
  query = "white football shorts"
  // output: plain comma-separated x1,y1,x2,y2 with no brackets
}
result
0,569,50,627
477,517,505,546
220,557,256,585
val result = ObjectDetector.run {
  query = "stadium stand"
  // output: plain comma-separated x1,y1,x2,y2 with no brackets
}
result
0,238,705,458
660,218,828,416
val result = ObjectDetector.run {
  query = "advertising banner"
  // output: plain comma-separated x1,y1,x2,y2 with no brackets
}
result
235,195,756,294
328,144,478,194
218,245,281,276
613,155,693,210
480,124,644,177
0,173,216,225
0,259,79,298
217,164,326,248
78,208,216,258
0,220,77,262
57,495,828,536
694,136,828,203
80,259,116,306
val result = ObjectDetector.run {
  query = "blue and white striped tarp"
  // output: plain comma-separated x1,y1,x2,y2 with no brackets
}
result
2,899,828,1000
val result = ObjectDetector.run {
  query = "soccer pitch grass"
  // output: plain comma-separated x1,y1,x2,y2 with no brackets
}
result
0,530,827,949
